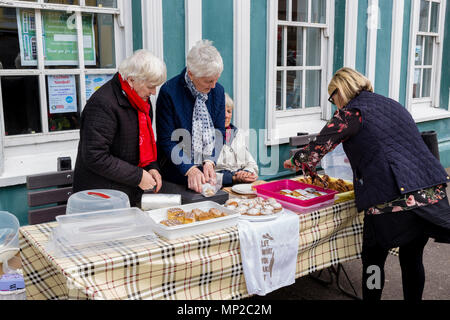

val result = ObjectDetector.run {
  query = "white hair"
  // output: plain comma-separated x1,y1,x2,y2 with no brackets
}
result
186,40,224,78
118,49,167,86
225,93,234,109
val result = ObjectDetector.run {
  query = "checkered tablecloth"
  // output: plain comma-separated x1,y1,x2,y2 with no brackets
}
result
20,200,363,300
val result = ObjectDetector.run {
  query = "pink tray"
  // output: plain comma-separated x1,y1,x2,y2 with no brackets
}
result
253,179,338,207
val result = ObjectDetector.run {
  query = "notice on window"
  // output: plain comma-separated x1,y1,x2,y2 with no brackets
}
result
85,74,114,101
48,75,78,114
17,9,96,66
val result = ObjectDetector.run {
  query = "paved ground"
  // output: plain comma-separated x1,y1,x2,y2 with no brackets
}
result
250,168,450,300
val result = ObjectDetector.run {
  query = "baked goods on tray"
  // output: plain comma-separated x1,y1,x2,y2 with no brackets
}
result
224,197,282,217
296,174,354,193
160,207,228,227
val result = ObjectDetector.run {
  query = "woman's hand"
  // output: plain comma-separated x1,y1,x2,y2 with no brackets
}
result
284,159,300,171
187,167,206,193
138,170,157,191
203,161,217,185
233,171,258,183
148,169,162,193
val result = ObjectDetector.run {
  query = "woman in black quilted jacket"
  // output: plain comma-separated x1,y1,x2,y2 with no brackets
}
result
73,50,167,206
284,67,450,300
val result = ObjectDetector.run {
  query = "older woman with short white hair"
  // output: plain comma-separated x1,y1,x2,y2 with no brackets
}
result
156,40,226,193
73,49,167,207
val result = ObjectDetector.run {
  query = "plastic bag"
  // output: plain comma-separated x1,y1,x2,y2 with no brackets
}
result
201,173,223,197
320,144,353,181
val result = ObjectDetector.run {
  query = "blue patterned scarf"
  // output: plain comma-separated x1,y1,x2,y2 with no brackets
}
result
184,71,216,164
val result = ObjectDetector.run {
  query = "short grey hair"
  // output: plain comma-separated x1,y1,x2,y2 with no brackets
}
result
186,40,223,78
118,49,167,86
225,93,234,109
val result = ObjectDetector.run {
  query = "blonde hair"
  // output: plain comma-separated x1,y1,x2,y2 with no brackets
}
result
225,93,234,109
119,49,167,86
328,67,373,106
187,40,224,77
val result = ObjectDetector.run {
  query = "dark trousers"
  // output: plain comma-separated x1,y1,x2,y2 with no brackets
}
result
361,233,429,300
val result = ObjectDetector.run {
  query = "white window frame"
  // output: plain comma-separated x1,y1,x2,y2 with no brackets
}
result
0,0,131,148
265,0,334,145
406,0,449,122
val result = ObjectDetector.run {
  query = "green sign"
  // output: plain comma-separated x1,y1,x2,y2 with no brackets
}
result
17,9,96,66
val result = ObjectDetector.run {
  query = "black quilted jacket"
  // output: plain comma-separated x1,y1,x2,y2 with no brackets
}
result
73,73,159,206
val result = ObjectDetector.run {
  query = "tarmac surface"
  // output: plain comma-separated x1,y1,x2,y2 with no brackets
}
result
249,168,450,300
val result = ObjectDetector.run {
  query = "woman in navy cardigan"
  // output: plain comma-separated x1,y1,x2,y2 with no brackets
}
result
156,40,225,193
285,67,450,300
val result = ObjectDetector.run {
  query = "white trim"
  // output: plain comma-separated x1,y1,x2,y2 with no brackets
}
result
185,0,202,57
233,0,251,134
344,0,358,69
366,0,379,86
405,0,419,111
433,0,446,108
324,0,335,120
389,0,404,101
141,0,164,61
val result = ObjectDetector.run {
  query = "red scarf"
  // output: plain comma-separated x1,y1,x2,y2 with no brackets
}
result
118,74,157,168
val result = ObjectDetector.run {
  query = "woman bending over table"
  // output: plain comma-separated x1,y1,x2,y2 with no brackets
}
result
73,50,166,206
284,67,450,301
215,93,258,187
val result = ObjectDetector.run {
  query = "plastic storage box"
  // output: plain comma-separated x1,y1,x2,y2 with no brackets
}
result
146,201,240,240
0,211,20,274
52,207,154,246
253,180,337,214
66,189,130,215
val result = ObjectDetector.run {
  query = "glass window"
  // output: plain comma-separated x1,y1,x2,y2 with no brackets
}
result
85,0,117,8
46,75,81,132
0,8,37,69
421,68,432,97
44,0,80,5
306,28,321,66
1,76,42,135
305,70,320,107
286,70,302,110
429,2,440,33
86,13,115,68
276,71,283,111
278,0,287,21
418,0,429,32
292,0,308,22
413,69,421,98
311,0,326,24
287,26,303,66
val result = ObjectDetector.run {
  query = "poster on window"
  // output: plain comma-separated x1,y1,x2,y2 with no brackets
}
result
48,75,78,114
17,9,96,66
85,74,114,101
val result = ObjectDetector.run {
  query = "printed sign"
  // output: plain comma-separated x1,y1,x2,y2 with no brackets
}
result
17,9,96,66
85,74,114,100
48,75,78,114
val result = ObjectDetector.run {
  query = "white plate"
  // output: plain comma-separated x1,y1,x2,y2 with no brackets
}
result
239,209,284,222
231,184,255,195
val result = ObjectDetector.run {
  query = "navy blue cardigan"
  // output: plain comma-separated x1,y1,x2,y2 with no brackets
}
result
155,68,226,184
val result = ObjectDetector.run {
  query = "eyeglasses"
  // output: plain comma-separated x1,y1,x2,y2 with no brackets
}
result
328,89,338,104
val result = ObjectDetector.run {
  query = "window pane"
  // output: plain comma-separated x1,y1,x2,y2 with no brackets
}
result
1,76,42,135
277,26,284,66
287,26,303,66
419,0,429,32
44,0,80,4
0,8,37,69
46,75,81,132
278,0,287,21
430,2,439,33
423,36,433,66
276,71,283,111
85,13,115,68
292,0,308,22
311,0,326,23
305,70,321,108
413,69,421,98
42,11,80,68
415,36,423,66
86,0,117,8
286,70,302,110
85,73,113,101
306,28,321,66
421,68,432,97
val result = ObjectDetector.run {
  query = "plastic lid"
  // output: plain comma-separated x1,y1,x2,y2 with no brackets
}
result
66,189,130,215
0,211,20,265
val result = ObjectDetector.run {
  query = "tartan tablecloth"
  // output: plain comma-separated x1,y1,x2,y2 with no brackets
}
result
20,200,363,300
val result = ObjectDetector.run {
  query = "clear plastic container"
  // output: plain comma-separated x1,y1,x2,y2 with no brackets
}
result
52,207,154,246
0,211,20,274
66,189,130,215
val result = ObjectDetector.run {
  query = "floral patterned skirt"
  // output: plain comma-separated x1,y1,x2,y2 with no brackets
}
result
363,196,450,249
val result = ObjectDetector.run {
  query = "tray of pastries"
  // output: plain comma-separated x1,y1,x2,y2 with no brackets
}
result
223,197,284,221
294,174,355,204
145,201,240,239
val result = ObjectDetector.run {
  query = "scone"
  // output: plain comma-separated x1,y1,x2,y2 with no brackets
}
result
167,208,184,220
160,219,182,227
